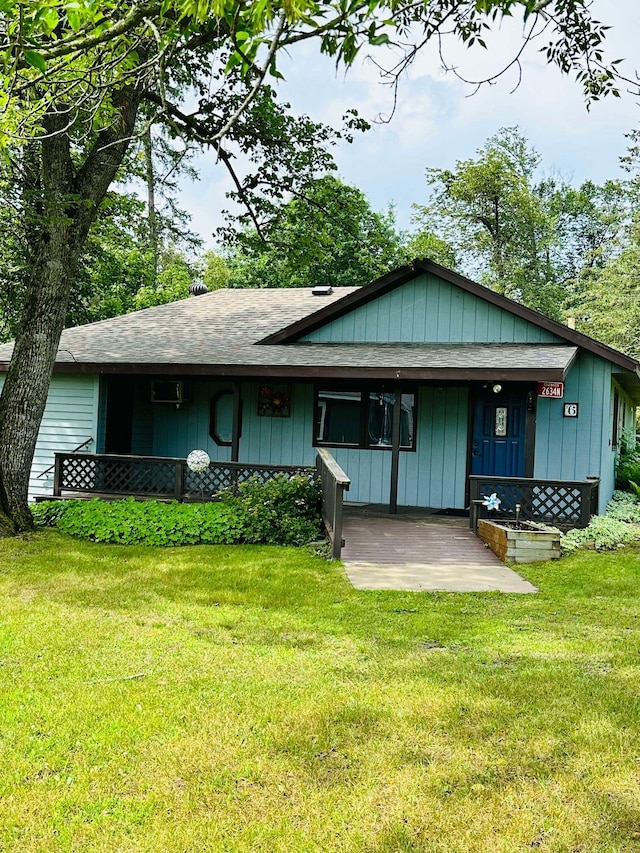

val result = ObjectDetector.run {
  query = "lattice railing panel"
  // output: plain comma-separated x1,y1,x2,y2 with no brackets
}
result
469,475,598,529
61,455,177,496
55,453,313,501
184,464,311,498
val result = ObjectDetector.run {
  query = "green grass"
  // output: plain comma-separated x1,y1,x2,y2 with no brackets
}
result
1,532,639,852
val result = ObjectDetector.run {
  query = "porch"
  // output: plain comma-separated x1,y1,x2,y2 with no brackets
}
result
49,451,599,571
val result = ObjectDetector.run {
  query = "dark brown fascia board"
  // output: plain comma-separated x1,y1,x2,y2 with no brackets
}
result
43,361,568,382
257,264,417,345
258,257,640,375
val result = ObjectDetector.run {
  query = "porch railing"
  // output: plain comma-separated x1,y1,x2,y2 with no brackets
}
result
316,448,351,559
53,452,312,501
468,475,599,530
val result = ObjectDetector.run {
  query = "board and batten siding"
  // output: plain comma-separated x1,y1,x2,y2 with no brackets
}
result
147,380,470,507
302,274,562,344
533,353,615,513
0,372,100,501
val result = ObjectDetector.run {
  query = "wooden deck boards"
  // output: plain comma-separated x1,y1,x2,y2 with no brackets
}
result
340,510,537,593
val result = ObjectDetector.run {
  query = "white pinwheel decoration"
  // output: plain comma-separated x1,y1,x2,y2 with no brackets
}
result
482,492,501,511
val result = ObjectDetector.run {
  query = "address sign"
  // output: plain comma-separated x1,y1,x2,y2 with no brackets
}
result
537,381,564,399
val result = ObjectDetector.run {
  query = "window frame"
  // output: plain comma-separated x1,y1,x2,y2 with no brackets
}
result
312,384,417,452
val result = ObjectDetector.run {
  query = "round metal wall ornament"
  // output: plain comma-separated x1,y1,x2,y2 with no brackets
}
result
186,449,211,473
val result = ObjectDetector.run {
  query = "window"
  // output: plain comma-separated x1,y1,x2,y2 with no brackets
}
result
210,390,241,446
314,387,415,450
612,388,620,449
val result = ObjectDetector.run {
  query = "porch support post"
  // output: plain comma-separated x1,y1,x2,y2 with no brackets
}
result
231,382,241,462
389,386,402,514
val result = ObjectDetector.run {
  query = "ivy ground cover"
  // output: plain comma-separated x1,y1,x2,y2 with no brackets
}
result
1,532,639,852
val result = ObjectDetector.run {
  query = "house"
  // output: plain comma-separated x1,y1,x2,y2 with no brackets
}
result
0,259,638,521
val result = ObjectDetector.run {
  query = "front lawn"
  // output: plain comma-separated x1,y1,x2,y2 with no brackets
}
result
1,532,639,852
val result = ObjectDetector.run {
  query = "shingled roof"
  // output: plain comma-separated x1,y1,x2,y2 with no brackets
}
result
0,264,637,389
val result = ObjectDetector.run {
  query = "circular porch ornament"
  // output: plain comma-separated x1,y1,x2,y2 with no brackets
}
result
187,449,210,473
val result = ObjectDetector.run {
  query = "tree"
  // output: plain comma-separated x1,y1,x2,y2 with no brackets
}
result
0,1,625,533
569,227,640,359
411,127,629,319
223,176,406,288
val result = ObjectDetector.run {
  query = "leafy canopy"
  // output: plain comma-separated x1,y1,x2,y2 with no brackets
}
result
0,0,623,145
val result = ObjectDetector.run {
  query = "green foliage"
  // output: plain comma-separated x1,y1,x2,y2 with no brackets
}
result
561,490,640,552
606,490,640,522
561,514,640,552
56,499,245,546
223,175,407,288
615,433,640,490
200,251,231,291
34,474,323,547
31,499,80,528
411,127,629,320
230,473,322,546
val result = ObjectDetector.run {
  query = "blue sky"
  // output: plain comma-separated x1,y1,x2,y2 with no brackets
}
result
178,0,640,249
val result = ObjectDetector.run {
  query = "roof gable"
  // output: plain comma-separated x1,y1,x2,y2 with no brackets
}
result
260,259,640,374
298,271,560,345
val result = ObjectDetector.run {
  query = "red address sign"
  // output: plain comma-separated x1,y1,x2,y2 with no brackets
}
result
537,381,564,398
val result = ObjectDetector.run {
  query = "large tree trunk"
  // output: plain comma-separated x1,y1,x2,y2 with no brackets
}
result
0,91,141,534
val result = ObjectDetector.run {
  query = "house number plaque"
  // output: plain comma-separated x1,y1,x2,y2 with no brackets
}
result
563,403,579,418
495,406,508,437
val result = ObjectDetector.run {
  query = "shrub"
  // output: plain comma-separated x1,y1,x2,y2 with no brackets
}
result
32,473,323,548
615,433,640,491
229,473,323,547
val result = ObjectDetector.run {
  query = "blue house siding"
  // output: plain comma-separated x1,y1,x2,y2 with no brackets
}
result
533,353,614,512
398,386,469,509
0,373,100,501
153,380,232,462
302,274,562,344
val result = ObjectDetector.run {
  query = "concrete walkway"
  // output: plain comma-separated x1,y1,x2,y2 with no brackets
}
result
340,509,537,593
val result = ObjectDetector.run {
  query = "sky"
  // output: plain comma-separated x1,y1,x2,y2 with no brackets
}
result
177,0,640,249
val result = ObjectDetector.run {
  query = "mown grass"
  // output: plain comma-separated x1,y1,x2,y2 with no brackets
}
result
0,531,639,852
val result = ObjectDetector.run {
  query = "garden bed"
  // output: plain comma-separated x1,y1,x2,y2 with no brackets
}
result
477,518,561,563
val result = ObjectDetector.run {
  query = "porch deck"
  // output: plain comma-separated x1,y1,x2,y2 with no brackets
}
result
340,506,537,593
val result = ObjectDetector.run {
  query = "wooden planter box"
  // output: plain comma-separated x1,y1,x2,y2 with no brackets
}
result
477,518,561,564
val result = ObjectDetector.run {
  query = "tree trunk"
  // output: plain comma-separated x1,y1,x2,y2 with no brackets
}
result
143,124,159,280
0,90,141,534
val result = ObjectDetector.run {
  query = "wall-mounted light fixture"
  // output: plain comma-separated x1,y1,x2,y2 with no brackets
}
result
492,384,502,394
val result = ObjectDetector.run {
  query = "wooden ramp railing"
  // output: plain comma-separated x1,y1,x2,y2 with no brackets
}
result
316,449,351,559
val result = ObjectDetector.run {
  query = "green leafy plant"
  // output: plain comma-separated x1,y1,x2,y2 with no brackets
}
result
615,432,640,491
561,491,640,552
31,499,81,528
230,473,323,547
32,474,323,548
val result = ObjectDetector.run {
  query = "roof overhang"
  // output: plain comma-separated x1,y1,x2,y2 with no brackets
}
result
44,342,578,382
48,363,572,381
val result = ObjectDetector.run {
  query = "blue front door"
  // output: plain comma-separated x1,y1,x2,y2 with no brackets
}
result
471,389,527,477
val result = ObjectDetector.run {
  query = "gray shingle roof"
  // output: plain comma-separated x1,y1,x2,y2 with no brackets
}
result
0,286,579,380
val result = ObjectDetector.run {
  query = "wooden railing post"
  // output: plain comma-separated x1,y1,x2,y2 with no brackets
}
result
53,454,62,497
316,448,350,559
175,461,185,502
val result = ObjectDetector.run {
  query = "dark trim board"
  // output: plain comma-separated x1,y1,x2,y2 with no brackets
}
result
44,362,572,382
